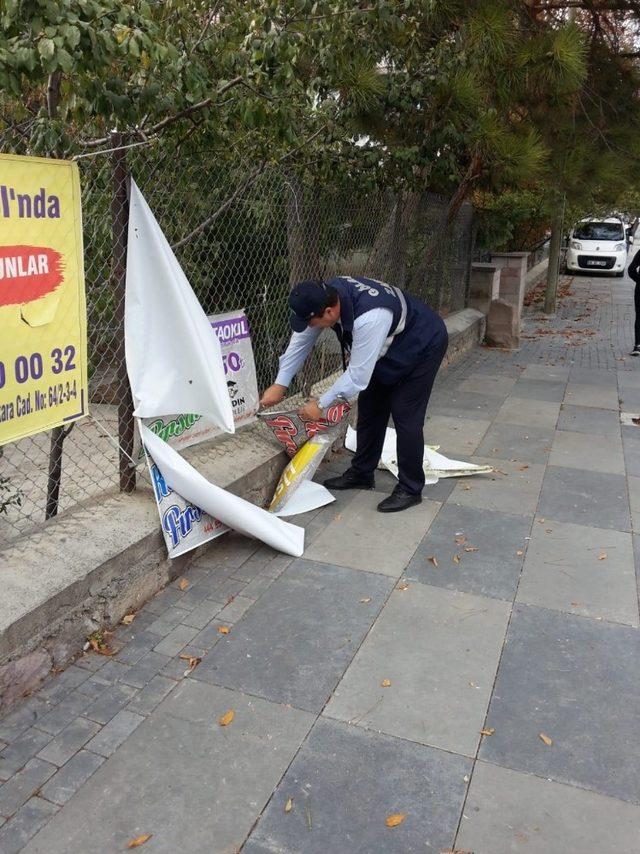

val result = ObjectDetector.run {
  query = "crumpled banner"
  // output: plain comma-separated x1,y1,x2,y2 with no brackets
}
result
258,401,350,457
345,426,493,482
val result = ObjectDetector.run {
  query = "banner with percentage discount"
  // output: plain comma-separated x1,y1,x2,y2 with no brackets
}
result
0,154,88,445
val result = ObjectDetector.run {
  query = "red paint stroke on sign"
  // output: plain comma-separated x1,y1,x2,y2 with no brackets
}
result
0,245,64,306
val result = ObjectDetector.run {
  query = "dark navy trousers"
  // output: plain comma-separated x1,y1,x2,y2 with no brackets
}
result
351,334,448,495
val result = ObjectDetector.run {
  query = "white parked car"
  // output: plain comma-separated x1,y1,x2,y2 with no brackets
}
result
566,217,628,277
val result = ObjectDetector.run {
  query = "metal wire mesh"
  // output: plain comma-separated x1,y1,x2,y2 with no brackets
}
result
0,138,475,544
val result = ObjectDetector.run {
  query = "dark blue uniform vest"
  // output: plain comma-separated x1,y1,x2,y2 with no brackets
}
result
328,276,447,384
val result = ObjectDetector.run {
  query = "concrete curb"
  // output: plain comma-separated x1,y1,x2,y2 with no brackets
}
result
0,308,485,710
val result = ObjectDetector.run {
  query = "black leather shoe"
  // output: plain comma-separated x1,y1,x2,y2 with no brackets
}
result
377,487,422,513
324,469,375,491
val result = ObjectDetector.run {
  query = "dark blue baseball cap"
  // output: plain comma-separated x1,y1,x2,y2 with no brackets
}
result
288,280,329,332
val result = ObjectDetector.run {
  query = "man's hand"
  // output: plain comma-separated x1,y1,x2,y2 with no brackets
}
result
259,384,287,409
298,398,323,421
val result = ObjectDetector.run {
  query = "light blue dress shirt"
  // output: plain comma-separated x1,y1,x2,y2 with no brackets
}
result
275,307,394,409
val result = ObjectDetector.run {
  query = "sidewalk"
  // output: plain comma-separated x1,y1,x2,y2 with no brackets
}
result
1,271,640,853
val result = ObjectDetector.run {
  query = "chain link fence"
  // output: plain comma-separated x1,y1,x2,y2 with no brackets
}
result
0,137,475,545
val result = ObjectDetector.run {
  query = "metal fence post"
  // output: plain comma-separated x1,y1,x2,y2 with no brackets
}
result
111,133,136,493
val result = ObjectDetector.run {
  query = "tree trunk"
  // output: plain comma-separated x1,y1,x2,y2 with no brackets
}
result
544,207,564,314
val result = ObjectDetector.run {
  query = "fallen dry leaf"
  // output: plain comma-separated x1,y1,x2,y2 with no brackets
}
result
88,633,115,657
516,550,524,556
518,465,529,471
385,813,407,828
463,484,472,491
454,534,467,546
178,654,201,674
453,554,460,564
381,678,392,687
359,597,372,604
464,546,479,553
126,835,152,849
598,551,607,561
428,555,438,567
217,626,230,635
178,578,189,591
539,732,553,746
480,727,495,736
397,582,409,591
284,797,293,813
122,614,135,626
219,709,235,726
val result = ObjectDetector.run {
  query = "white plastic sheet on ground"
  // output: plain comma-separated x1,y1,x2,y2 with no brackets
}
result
272,479,335,517
346,426,493,482
141,425,304,557
125,180,234,433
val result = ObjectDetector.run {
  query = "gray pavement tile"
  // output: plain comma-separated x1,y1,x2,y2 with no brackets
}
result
125,676,177,716
195,531,260,568
39,750,105,806
564,382,620,410
629,475,640,532
450,457,545,517
511,379,566,402
22,682,313,854
494,397,560,430
83,683,138,725
569,367,618,386
0,698,50,743
618,370,640,389
557,404,621,437
457,761,640,854
549,430,625,474
113,630,159,666
119,651,171,689
457,372,517,397
0,796,58,854
421,476,459,503
17,695,92,739
521,364,571,382
0,730,53,780
36,716,101,767
91,658,131,684
74,675,111,700
428,390,505,419
84,710,144,757
618,386,640,409
325,585,510,756
244,718,471,854
35,666,90,704
476,422,554,465
216,595,253,624
152,624,200,658
241,573,276,600
304,491,440,575
422,411,490,455
70,652,106,672
140,585,186,615
405,503,531,600
622,428,640,477
0,759,57,819
537,466,630,531
179,598,224,629
189,619,227,651
479,604,640,803
516,519,638,626
194,559,394,712
146,606,193,637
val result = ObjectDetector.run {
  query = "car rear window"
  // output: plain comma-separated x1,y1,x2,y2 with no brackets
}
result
573,222,624,240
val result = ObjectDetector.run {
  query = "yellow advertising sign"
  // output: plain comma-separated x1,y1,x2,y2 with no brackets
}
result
0,154,88,445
